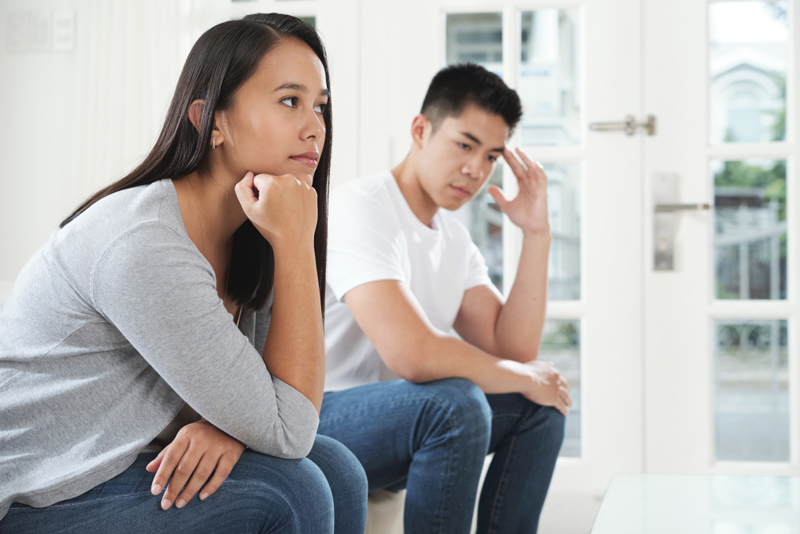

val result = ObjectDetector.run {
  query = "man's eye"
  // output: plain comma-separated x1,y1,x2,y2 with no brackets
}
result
281,96,298,107
488,156,497,162
459,142,471,150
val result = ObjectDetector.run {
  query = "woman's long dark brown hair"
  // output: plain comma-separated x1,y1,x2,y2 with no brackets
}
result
61,14,331,315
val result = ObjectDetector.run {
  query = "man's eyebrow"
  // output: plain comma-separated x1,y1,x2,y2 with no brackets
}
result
273,82,330,97
459,131,504,152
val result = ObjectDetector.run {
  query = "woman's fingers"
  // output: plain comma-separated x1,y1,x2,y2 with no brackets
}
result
234,171,257,206
173,453,218,508
150,440,188,497
145,448,166,474
160,445,203,510
199,452,238,501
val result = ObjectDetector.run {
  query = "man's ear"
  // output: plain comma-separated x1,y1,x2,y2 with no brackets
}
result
410,114,431,150
188,99,225,149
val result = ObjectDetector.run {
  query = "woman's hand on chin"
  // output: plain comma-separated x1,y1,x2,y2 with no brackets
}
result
234,170,318,251
145,420,245,510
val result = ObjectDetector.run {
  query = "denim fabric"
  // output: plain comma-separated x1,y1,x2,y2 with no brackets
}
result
318,378,564,534
0,435,367,534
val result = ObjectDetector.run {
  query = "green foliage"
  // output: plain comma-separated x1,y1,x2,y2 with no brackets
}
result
714,159,786,220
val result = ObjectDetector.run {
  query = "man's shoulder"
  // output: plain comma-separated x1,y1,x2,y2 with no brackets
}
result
332,171,394,203
330,171,400,222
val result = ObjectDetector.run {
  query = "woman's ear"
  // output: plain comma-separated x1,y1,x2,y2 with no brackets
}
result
411,114,430,150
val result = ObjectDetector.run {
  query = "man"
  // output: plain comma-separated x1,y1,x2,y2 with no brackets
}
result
318,63,571,533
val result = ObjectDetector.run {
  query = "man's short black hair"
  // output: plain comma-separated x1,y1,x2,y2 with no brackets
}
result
420,63,523,134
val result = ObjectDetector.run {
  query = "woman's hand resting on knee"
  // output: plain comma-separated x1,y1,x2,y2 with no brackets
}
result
146,420,245,510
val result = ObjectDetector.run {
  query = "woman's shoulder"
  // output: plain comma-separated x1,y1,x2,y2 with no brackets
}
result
47,180,196,288
69,179,183,237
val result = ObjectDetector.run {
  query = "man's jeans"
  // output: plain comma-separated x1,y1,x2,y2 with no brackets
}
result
318,378,565,534
0,435,368,534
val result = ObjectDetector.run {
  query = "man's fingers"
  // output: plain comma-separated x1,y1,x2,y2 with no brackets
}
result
514,148,538,174
560,386,573,407
174,453,218,508
555,400,569,416
199,454,237,501
487,185,511,212
501,146,528,177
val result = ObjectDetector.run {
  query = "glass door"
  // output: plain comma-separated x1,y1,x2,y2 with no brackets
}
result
644,0,799,477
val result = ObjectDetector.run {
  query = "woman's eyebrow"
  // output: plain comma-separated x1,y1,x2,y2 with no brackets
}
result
273,82,330,98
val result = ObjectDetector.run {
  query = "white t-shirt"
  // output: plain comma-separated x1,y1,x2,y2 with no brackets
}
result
324,170,493,391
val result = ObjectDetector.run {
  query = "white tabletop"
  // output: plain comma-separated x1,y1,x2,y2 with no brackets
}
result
592,474,800,533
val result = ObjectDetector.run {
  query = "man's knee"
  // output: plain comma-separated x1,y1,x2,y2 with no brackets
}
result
422,378,492,444
521,399,566,446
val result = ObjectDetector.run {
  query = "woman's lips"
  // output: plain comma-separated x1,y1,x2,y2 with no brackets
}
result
289,152,319,168
450,184,471,199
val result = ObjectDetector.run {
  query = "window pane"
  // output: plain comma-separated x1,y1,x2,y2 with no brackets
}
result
709,2,787,143
452,166,504,291
546,162,581,300
715,320,789,462
713,159,787,300
519,10,581,146
540,319,581,457
445,13,503,77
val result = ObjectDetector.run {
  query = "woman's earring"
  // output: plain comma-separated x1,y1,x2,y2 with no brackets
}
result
212,137,217,150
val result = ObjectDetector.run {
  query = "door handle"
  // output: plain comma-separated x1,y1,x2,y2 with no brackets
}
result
654,203,711,213
589,115,656,136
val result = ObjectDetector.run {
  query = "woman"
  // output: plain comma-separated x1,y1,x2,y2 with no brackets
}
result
0,13,367,534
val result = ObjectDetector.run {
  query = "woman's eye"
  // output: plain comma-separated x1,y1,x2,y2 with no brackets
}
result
314,103,328,114
458,142,471,151
488,155,497,163
281,96,298,108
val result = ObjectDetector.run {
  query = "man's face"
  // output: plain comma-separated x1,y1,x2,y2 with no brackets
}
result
417,104,509,211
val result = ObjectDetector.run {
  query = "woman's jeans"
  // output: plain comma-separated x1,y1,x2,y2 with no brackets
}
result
0,435,367,534
318,378,565,534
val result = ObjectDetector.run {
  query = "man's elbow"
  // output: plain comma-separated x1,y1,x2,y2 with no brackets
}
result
383,346,436,383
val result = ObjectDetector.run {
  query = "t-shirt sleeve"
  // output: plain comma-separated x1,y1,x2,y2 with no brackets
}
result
464,240,494,291
326,189,407,301
92,222,318,459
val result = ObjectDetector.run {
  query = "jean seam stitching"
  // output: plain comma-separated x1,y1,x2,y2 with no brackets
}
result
486,432,516,534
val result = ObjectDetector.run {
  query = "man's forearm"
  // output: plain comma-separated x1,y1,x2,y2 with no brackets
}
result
409,333,531,395
494,231,551,362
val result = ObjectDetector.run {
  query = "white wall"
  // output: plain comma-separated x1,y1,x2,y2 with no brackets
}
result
0,0,362,289
0,0,196,287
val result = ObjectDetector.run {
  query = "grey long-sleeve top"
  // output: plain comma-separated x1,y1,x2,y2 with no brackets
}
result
0,179,319,520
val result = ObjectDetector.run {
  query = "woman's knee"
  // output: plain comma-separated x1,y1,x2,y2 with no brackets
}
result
227,452,334,533
307,435,368,501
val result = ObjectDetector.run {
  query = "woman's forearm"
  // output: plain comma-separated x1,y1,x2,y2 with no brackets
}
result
261,242,325,412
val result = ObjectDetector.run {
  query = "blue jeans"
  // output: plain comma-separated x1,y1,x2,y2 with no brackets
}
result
0,435,367,534
318,378,565,534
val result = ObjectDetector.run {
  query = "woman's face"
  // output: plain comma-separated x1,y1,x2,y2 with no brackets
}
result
217,38,328,187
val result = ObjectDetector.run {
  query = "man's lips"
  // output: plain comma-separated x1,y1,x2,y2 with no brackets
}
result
289,152,319,168
450,184,472,199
